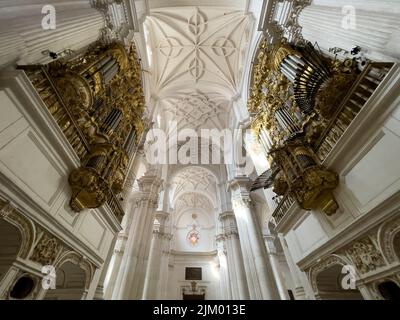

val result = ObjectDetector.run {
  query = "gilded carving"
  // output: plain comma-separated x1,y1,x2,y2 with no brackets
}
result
247,32,362,216
69,167,111,211
30,232,63,265
343,237,386,274
22,39,146,213
24,41,146,213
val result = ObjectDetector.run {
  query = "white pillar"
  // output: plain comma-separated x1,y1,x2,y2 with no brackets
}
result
219,211,250,299
103,166,141,299
216,234,232,300
112,172,162,299
142,211,170,299
0,1,105,68
157,233,173,299
278,233,310,300
229,177,280,300
263,232,290,300
357,283,375,300
298,1,400,61
93,232,119,299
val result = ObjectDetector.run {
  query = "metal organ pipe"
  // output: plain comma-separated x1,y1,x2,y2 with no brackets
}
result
124,128,137,155
101,108,123,136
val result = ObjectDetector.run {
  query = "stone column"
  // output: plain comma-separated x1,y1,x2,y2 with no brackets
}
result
215,234,232,300
102,159,142,299
219,211,250,299
0,1,106,67
278,233,309,300
156,232,173,299
357,283,375,300
297,0,400,61
142,211,169,299
103,233,126,299
93,232,119,299
228,177,280,300
263,230,290,300
112,171,162,299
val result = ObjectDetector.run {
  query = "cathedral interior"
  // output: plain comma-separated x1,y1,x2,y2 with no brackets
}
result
0,0,400,301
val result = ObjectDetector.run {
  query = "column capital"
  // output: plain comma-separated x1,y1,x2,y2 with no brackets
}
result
155,210,169,221
228,176,252,208
218,210,235,221
138,174,163,193
228,176,251,193
153,230,173,240
216,233,225,242
219,211,239,238
263,233,278,255
134,172,163,208
154,211,169,233
134,192,158,208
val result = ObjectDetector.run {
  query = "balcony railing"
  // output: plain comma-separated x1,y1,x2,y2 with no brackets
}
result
272,192,296,225
21,66,125,222
315,62,394,162
107,193,125,223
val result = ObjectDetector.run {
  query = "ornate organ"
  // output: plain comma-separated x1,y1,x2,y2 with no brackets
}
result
249,38,359,215
22,42,146,215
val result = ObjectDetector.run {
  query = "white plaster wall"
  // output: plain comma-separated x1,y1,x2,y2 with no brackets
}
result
344,103,400,211
0,71,119,269
278,255,295,295
277,68,400,279
281,101,400,264
173,209,215,252
291,214,328,258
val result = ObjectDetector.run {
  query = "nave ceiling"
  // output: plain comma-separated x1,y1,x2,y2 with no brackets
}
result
143,4,255,132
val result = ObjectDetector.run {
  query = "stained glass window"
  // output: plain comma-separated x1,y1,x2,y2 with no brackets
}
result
187,214,200,246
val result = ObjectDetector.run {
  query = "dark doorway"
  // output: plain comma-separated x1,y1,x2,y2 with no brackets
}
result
183,294,205,300
10,276,35,299
0,219,22,282
378,281,400,300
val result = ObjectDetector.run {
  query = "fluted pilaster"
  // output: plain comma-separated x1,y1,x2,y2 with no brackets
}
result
229,177,280,300
142,211,171,299
263,230,290,300
219,211,250,299
111,172,163,299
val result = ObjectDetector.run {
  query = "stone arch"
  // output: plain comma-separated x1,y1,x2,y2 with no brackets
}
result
377,214,400,264
0,201,36,260
370,276,400,300
169,164,220,189
53,251,95,291
169,165,220,207
307,254,363,299
0,219,22,283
